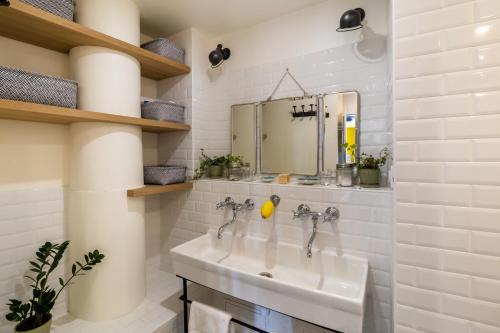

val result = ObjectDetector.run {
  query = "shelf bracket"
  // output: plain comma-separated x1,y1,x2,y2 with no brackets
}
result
0,0,10,6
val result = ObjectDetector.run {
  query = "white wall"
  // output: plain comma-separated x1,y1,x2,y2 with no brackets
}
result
157,28,195,175
394,0,500,332
156,1,392,332
215,0,389,70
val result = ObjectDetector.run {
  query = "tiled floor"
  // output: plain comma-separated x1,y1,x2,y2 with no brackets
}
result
52,266,183,333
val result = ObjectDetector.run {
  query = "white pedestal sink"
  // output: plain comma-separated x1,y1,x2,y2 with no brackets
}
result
170,230,368,333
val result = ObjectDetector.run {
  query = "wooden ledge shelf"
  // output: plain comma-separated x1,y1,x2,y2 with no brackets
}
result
127,183,193,197
0,99,191,132
0,0,190,80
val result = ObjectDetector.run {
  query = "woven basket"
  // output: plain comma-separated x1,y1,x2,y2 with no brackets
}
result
141,101,185,123
0,66,78,108
20,0,74,20
144,166,187,185
141,38,185,63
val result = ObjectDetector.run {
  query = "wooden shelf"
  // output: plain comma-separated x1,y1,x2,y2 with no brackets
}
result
127,183,193,197
0,0,190,80
0,99,191,132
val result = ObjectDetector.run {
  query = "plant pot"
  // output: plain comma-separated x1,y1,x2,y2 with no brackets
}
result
359,168,380,186
15,315,52,333
208,165,223,178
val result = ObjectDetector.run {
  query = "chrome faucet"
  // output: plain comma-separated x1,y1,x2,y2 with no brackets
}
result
216,197,235,210
293,204,340,258
216,197,255,239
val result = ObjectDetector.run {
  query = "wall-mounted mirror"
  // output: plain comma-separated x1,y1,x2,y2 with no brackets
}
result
324,92,360,170
261,96,318,175
230,91,359,176
231,104,257,168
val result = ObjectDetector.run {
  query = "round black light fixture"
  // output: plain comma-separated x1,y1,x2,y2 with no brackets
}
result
337,8,365,32
208,44,231,68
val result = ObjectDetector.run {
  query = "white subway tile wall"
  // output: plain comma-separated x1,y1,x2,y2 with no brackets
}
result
395,0,500,332
157,30,392,175
220,38,391,158
156,29,394,333
0,187,66,333
157,29,195,176
160,181,393,333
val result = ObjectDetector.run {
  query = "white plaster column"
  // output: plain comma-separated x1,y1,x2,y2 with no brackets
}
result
67,0,145,321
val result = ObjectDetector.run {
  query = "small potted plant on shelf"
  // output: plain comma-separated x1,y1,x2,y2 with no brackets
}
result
224,154,243,181
358,147,391,187
225,154,242,169
5,241,104,333
194,149,226,179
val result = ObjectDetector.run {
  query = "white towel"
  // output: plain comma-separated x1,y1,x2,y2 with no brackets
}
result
188,301,232,333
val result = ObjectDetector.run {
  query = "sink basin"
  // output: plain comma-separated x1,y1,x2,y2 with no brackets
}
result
170,230,368,333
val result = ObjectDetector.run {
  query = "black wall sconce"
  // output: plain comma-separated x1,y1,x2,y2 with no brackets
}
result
208,44,231,68
0,0,10,6
337,8,365,32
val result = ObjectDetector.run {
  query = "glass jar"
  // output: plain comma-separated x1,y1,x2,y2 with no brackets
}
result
336,163,354,187
228,162,242,181
320,169,335,186
241,162,250,181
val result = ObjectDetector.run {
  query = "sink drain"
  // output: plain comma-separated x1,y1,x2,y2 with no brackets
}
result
258,272,273,278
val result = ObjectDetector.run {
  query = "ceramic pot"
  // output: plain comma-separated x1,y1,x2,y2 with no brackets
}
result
208,165,223,178
359,168,380,186
15,315,52,333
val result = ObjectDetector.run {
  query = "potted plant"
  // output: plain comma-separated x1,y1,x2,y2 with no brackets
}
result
194,149,226,179
357,147,391,187
224,154,242,168
5,241,104,333
224,154,243,180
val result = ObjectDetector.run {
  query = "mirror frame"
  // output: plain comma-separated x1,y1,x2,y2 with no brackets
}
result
231,103,258,169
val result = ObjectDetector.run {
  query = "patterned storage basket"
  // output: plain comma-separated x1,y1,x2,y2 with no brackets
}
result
141,38,185,63
20,0,74,20
141,100,185,123
144,166,187,185
0,66,78,108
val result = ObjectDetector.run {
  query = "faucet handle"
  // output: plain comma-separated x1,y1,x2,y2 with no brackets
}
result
216,196,234,210
323,207,340,222
243,199,255,210
298,204,311,214
293,204,311,219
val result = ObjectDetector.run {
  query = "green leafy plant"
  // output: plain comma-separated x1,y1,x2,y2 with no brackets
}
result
224,154,242,166
6,241,104,332
358,147,391,169
193,150,243,179
193,149,225,179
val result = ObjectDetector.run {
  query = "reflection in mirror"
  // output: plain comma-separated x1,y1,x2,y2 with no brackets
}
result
261,97,318,175
231,104,257,168
324,92,359,170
